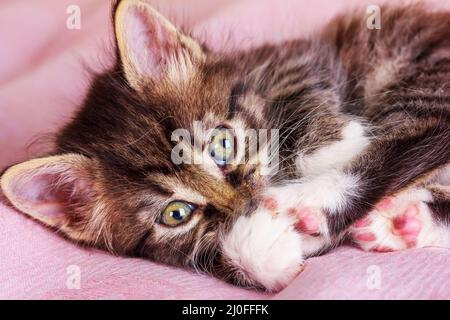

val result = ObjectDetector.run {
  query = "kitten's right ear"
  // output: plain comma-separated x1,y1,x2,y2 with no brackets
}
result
0,155,100,243
114,0,206,92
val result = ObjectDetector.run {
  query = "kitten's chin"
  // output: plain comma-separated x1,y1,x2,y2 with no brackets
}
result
220,208,304,292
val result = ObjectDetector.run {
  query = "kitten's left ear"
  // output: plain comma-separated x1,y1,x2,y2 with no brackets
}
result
114,0,206,91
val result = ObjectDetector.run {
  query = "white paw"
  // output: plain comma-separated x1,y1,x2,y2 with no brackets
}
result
261,194,330,256
220,180,336,292
349,189,450,252
220,205,303,292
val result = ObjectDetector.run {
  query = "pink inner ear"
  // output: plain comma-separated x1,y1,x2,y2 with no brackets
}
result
11,173,73,219
125,6,177,77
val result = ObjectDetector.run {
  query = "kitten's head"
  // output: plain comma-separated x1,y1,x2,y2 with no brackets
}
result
0,0,304,291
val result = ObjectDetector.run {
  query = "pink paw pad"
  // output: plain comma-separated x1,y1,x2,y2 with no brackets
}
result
392,205,422,244
289,208,320,235
355,232,376,242
375,197,394,211
373,246,394,253
353,216,372,228
263,197,278,211
351,217,378,246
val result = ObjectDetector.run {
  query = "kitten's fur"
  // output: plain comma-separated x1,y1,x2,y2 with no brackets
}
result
1,1,450,291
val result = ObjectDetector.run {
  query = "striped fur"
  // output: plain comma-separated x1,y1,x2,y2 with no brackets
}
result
1,2,449,291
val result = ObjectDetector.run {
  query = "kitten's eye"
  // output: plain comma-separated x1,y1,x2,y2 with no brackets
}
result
160,201,195,226
209,127,235,166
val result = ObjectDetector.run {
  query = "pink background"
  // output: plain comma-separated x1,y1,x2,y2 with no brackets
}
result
0,0,449,299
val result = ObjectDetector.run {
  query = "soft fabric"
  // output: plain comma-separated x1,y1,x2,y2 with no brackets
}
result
0,0,449,299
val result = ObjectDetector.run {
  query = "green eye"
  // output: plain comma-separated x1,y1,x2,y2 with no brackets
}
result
209,127,235,166
160,201,195,226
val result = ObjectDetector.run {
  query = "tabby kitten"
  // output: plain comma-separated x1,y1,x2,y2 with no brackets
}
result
1,0,450,291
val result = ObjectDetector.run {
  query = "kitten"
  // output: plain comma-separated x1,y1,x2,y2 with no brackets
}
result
1,1,450,292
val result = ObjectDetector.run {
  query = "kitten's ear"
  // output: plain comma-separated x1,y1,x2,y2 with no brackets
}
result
114,0,206,91
0,154,98,242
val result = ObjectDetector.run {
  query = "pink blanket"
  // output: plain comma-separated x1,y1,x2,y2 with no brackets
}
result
1,0,449,299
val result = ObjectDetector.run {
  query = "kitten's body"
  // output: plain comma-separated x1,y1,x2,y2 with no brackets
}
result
1,2,449,291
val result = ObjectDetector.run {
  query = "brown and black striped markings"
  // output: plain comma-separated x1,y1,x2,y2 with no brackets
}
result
319,4,450,236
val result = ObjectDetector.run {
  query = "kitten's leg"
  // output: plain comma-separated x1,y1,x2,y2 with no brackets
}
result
318,5,450,240
263,124,450,255
349,185,450,252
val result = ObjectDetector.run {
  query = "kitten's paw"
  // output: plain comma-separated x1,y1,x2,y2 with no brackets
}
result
221,203,305,291
288,207,323,235
263,196,325,234
350,189,448,252
262,195,330,256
